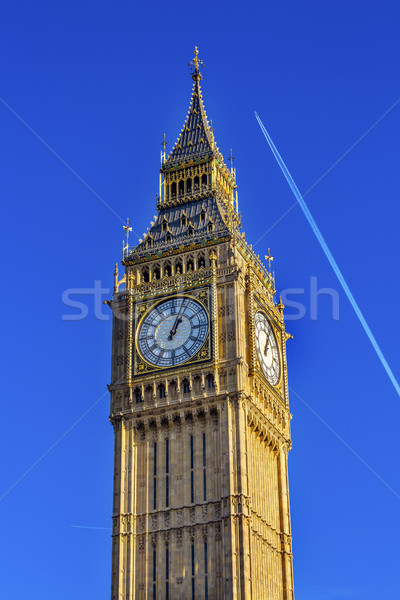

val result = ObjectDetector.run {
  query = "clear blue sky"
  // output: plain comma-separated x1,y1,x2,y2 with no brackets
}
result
1,1,400,598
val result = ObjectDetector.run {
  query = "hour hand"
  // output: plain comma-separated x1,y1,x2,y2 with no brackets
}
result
263,337,270,356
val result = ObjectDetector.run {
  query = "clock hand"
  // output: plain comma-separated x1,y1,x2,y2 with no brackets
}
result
263,335,270,356
168,301,186,340
168,316,182,340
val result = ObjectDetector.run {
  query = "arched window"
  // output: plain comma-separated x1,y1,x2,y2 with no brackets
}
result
178,180,184,196
207,223,213,233
162,221,168,232
135,387,143,403
201,173,207,188
187,258,194,271
175,259,183,274
188,226,194,237
186,178,192,194
164,263,172,277
153,266,160,280
146,237,153,249
171,182,177,198
143,267,150,283
198,253,206,269
181,214,187,227
158,383,166,399
182,379,190,394
194,176,200,192
166,233,172,243
206,374,215,389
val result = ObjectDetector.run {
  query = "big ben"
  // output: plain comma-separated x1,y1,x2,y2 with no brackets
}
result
108,48,294,599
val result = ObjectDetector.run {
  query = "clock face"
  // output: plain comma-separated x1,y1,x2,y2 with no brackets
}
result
254,311,280,386
137,297,209,368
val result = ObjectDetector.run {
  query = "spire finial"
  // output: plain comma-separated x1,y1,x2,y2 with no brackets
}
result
265,248,274,272
123,217,132,242
188,46,204,81
229,149,235,172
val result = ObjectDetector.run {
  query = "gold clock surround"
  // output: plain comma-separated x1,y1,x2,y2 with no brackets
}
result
133,286,212,375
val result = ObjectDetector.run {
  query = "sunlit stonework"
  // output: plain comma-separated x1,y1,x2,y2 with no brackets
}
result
108,47,294,599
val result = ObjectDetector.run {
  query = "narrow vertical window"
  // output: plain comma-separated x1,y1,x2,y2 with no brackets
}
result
153,442,157,510
152,549,156,599
190,435,194,504
204,541,208,600
166,546,169,600
202,433,207,502
165,438,169,508
191,543,195,600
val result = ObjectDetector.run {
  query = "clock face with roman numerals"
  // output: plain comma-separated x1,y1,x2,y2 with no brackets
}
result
254,311,280,386
137,297,209,368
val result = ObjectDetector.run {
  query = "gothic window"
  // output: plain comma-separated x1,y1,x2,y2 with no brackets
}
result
146,237,153,249
190,435,194,503
158,383,166,399
194,175,199,192
162,221,168,232
175,259,182,274
188,226,194,237
178,180,184,196
207,223,213,233
153,266,161,280
153,549,157,598
153,443,157,510
171,182,176,198
204,541,208,599
198,253,206,269
191,543,195,598
199,209,206,222
206,374,215,389
166,233,172,243
181,214,187,227
166,546,170,600
164,263,172,277
145,385,153,402
187,178,192,194
182,379,190,394
165,438,170,508
187,258,194,271
143,267,150,283
201,173,207,188
135,387,143,404
203,433,207,501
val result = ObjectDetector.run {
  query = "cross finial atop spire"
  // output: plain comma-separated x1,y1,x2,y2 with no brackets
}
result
265,248,274,272
188,46,205,81
123,217,132,242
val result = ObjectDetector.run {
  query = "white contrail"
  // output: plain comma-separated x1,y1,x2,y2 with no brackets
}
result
255,111,400,397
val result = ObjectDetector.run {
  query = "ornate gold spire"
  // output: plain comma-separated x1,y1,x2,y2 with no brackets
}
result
188,46,205,81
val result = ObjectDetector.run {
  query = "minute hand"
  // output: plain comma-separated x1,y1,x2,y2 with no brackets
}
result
168,301,186,340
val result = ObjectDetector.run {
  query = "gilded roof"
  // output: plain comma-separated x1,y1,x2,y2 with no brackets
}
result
163,78,216,168
130,196,230,258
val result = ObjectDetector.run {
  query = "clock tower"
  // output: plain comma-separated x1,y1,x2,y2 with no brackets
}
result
108,48,294,599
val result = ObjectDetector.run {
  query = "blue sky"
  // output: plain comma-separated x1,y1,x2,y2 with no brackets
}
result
1,1,400,598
